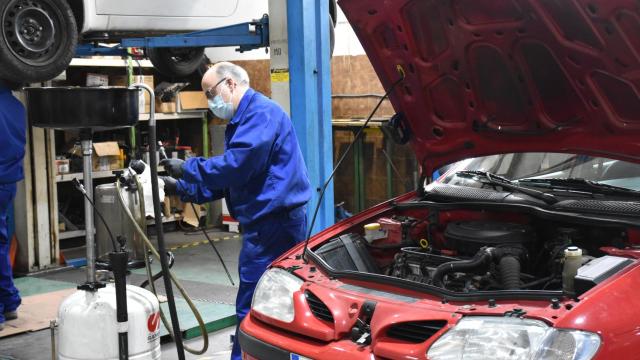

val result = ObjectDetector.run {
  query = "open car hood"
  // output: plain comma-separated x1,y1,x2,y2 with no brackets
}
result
339,0,640,173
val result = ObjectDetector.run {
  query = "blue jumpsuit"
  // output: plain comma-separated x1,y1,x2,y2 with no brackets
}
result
0,85,26,324
176,88,311,360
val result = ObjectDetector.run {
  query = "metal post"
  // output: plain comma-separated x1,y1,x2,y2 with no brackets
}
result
80,133,95,284
202,113,211,226
286,0,334,234
133,83,185,360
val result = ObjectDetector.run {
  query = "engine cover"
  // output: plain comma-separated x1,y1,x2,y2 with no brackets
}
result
444,221,534,255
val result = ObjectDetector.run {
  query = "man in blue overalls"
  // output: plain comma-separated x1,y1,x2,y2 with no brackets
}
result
161,62,311,360
0,79,26,331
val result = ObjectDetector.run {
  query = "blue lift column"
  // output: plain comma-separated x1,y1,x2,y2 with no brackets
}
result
285,0,334,235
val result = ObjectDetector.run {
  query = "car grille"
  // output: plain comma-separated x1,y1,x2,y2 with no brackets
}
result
305,291,334,323
386,320,447,343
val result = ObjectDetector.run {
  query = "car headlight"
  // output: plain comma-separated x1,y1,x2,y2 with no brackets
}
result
427,316,600,360
251,268,303,323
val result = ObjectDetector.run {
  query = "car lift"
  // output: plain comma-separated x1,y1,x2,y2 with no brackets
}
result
75,15,270,57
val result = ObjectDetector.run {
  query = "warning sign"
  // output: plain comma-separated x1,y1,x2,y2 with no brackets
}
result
270,68,290,83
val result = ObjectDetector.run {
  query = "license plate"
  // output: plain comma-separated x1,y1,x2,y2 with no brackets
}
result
290,354,313,360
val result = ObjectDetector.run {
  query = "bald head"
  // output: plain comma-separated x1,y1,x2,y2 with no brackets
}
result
202,61,250,90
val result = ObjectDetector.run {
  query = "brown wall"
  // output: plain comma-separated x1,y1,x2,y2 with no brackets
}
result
231,55,395,120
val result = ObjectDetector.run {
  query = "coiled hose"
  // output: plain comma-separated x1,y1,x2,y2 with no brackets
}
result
116,176,209,355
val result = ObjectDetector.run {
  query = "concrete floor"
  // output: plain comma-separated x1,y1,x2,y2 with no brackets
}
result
0,228,242,360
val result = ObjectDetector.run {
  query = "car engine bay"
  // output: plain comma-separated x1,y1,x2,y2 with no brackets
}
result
313,208,635,297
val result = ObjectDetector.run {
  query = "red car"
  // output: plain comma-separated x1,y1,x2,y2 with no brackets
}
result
240,0,640,359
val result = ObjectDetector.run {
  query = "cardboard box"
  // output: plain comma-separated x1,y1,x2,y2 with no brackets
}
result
111,75,154,113
178,91,208,110
86,73,108,87
156,98,177,113
92,142,121,171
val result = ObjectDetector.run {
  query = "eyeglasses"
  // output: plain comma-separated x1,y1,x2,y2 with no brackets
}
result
204,77,228,99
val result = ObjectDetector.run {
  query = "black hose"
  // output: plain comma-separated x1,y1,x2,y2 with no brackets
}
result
431,250,492,287
149,125,185,358
499,256,521,290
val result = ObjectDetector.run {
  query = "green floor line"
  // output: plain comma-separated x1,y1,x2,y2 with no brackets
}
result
183,313,236,340
159,298,236,340
14,277,76,297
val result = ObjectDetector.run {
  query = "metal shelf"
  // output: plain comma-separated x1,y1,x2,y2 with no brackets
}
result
56,166,165,183
138,111,207,121
69,57,153,68
147,214,182,226
59,213,181,240
59,229,86,240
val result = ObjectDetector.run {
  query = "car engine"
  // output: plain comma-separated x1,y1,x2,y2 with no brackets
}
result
315,214,633,295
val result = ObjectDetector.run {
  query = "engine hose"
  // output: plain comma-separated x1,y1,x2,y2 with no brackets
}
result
499,256,521,290
431,250,492,287
116,177,209,355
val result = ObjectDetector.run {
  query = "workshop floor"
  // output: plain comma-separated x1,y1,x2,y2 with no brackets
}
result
0,229,242,360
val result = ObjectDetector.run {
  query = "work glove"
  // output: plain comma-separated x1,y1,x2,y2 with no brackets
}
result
159,158,185,179
160,176,178,196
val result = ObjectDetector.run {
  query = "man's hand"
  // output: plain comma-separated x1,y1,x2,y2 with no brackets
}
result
160,176,178,196
159,158,185,179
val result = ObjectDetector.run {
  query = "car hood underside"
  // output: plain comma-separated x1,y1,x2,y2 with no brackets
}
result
339,0,640,172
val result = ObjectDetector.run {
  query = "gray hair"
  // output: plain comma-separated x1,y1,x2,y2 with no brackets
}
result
214,62,250,86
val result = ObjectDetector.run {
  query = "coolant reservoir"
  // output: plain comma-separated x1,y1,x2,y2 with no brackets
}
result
563,246,583,295
364,223,386,243
57,284,161,360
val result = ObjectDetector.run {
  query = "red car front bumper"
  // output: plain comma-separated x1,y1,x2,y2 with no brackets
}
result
240,313,376,360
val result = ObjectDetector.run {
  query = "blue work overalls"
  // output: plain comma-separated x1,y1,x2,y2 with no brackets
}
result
0,85,26,323
177,88,311,360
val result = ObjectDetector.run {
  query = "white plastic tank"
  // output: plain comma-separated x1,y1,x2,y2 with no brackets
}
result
57,284,161,360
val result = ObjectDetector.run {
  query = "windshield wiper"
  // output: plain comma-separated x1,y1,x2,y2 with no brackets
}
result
454,170,558,205
516,178,640,198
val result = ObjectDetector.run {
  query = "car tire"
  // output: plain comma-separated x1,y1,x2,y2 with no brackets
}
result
0,0,77,83
147,47,206,78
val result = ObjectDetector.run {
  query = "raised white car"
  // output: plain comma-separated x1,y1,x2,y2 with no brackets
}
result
0,0,336,82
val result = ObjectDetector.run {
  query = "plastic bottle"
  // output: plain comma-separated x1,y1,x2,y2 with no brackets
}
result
364,223,386,243
563,246,583,295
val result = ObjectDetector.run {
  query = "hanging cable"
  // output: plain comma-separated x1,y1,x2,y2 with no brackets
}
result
301,70,406,262
72,178,118,252
115,175,210,355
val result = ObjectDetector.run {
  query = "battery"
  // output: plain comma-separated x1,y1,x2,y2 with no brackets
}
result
574,255,633,295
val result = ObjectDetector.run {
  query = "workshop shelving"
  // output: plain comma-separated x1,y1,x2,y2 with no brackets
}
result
11,56,213,272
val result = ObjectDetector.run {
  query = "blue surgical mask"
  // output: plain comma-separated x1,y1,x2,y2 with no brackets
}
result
208,92,234,120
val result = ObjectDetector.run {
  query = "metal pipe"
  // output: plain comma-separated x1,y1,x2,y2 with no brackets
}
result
50,320,56,360
132,83,185,360
81,134,96,284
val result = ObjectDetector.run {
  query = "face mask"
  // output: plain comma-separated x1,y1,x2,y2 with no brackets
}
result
208,86,235,120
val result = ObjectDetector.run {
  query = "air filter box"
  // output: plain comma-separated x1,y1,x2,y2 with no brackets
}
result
444,221,534,255
315,233,379,274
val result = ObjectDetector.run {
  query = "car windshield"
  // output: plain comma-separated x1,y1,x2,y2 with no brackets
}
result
439,153,640,191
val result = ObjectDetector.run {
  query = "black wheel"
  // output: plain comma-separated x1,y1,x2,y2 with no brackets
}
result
0,0,77,83
147,47,206,78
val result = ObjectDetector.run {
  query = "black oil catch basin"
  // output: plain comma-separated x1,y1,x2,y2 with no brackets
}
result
25,87,139,130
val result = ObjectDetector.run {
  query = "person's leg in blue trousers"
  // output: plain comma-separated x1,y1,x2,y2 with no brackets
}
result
231,207,307,360
0,183,21,327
